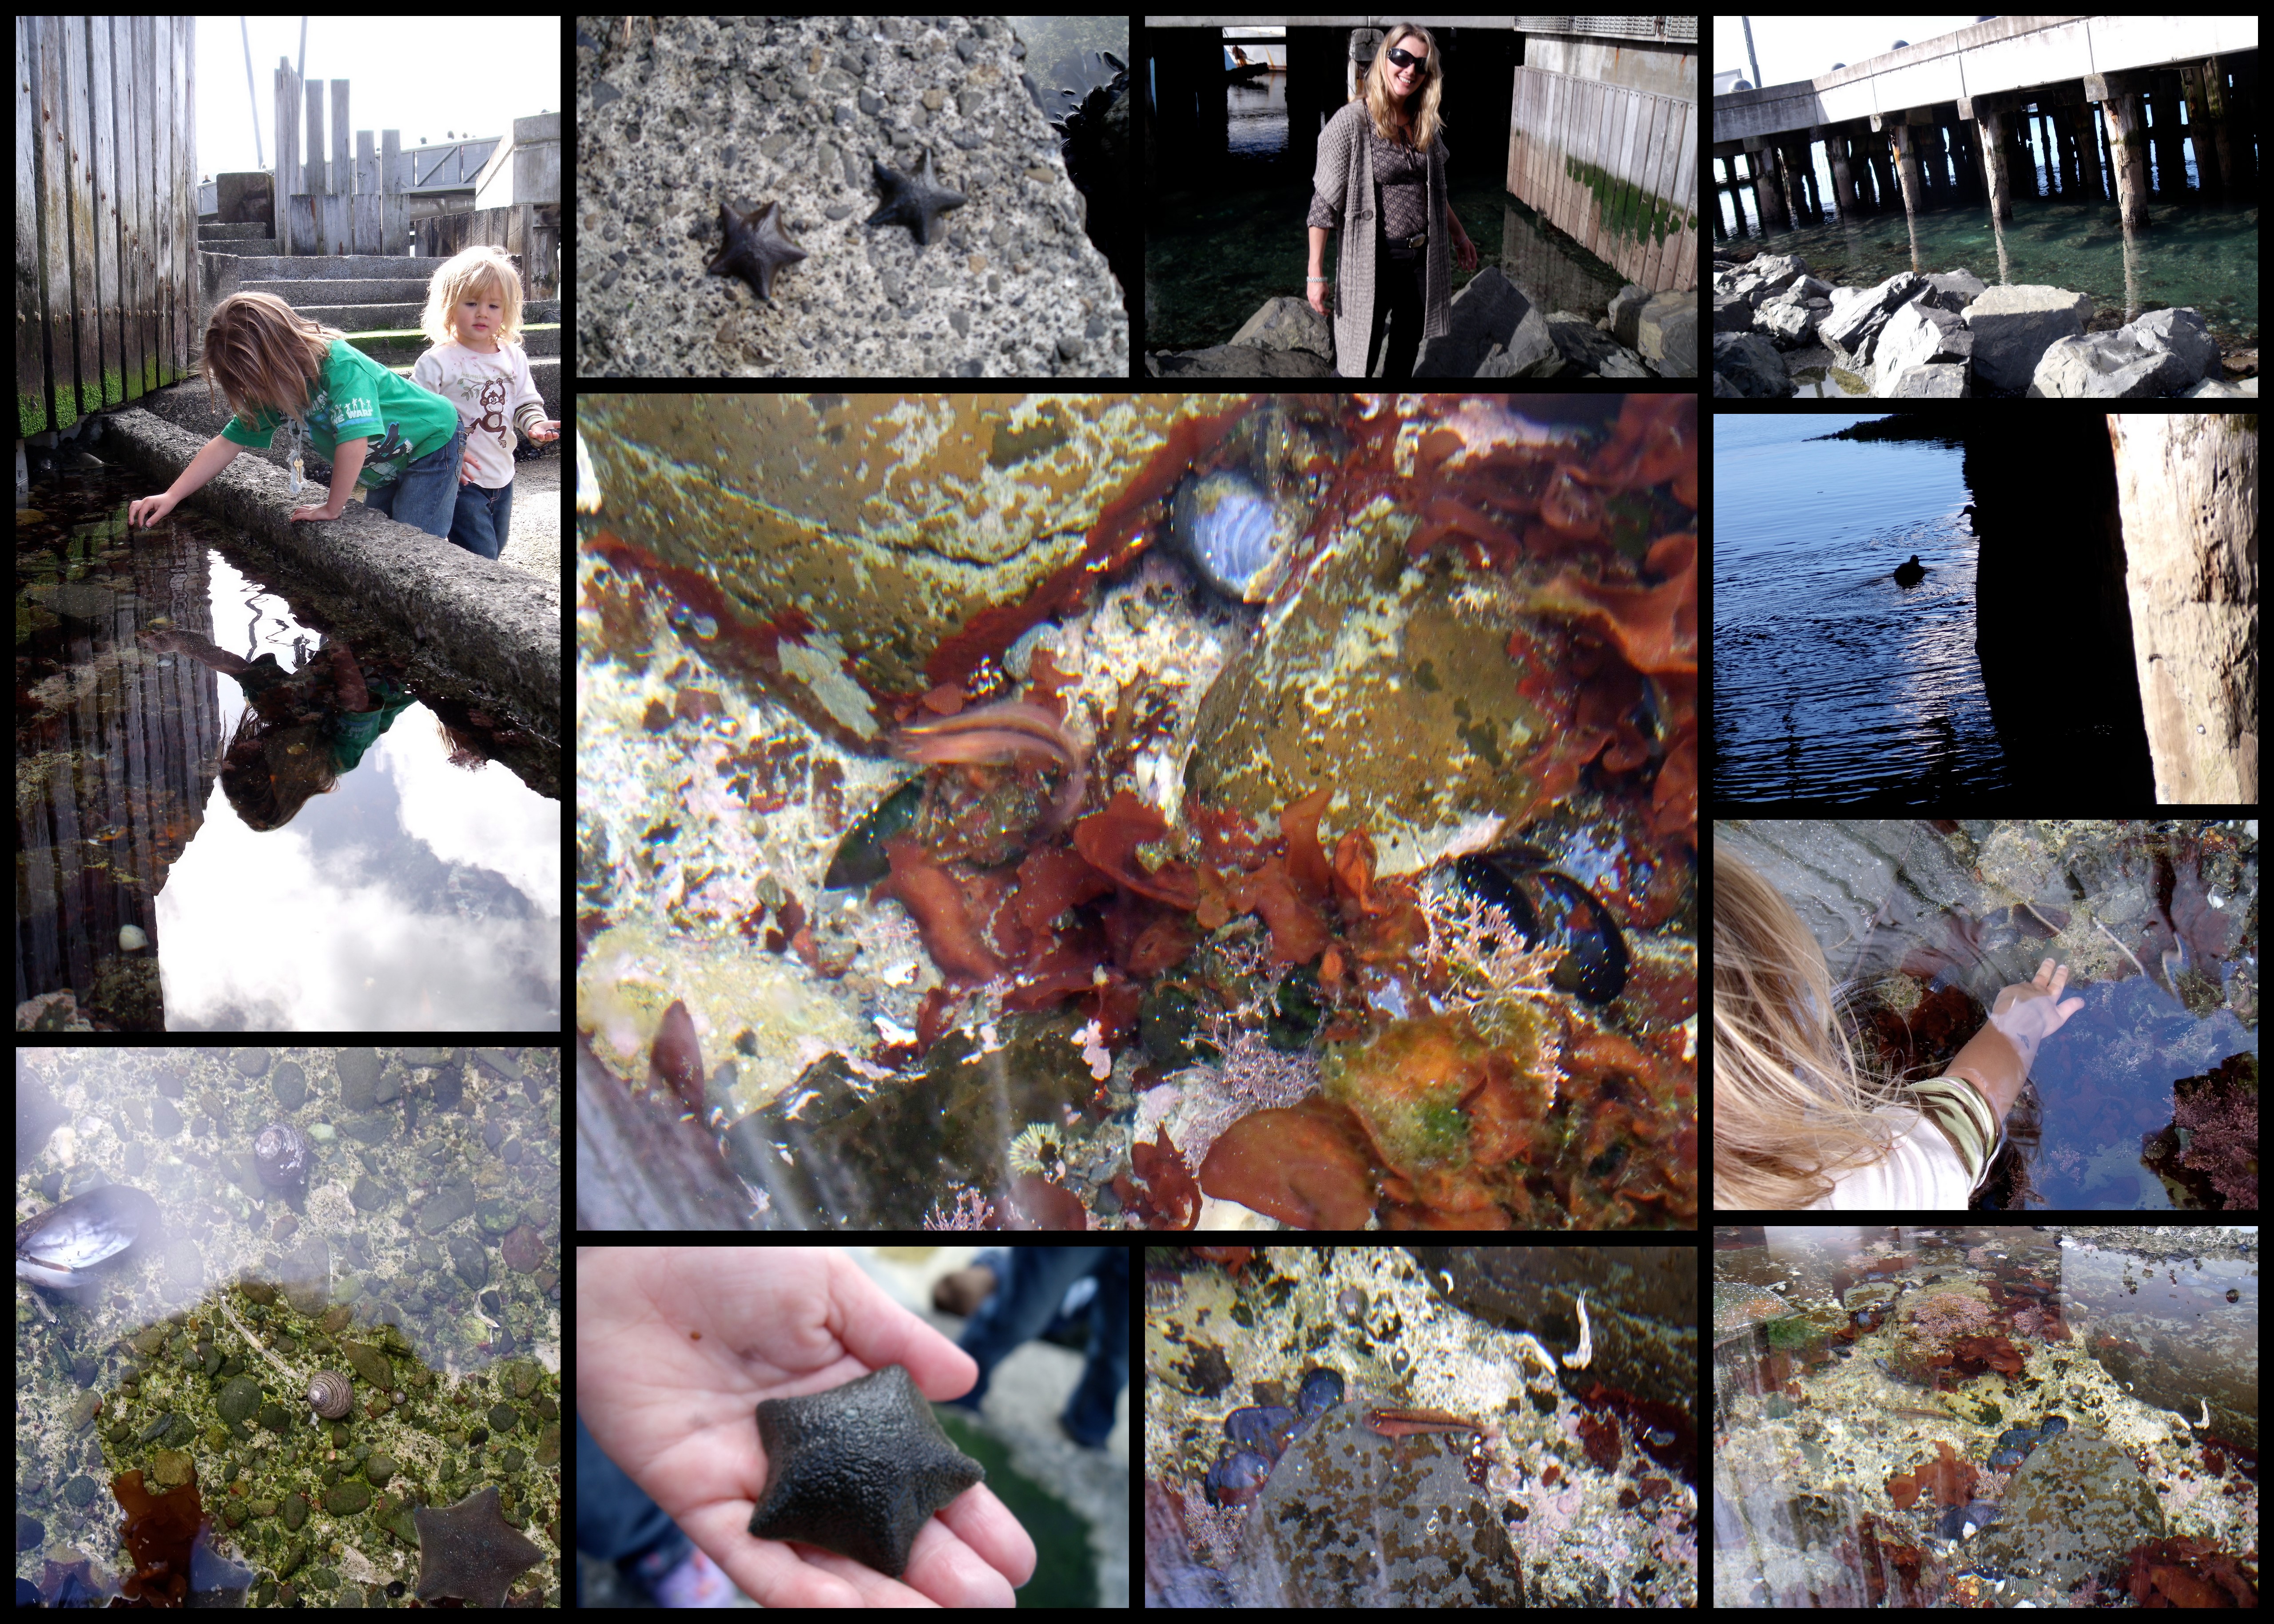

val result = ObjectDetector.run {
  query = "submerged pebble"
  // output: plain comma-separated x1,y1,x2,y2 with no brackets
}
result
1296,1367,1345,1420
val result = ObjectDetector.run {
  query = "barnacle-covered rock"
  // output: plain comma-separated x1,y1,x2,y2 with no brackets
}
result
1968,1429,2165,1596
1225,1398,1525,1605
580,394,1249,748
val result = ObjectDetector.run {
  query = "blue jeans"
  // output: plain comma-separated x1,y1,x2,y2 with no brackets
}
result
450,479,513,560
364,425,467,539
953,1247,1127,1446
575,1415,689,1607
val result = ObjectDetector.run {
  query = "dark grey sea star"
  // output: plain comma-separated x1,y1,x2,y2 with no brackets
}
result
708,199,807,302
412,1483,545,1607
747,1363,986,1579
864,151,967,250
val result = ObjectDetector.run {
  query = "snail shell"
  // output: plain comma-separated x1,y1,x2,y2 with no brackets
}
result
308,1370,353,1419
253,1122,311,1191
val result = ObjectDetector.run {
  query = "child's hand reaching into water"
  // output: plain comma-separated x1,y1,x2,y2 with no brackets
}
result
1947,958,2085,1118
1989,959,2086,1070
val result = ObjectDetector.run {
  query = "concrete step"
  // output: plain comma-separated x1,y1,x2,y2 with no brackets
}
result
346,324,560,365
293,298,562,332
242,277,444,305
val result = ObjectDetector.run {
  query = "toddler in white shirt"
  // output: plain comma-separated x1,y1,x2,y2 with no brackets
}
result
411,245,560,560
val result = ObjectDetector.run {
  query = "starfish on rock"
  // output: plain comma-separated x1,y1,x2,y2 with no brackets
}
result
747,1362,986,1579
864,151,966,250
412,1483,546,1608
707,199,807,302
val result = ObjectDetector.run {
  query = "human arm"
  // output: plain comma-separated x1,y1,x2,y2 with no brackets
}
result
138,625,255,676
576,1247,1034,1608
129,435,246,527
1308,226,1332,316
1942,958,2085,1120
1446,205,1479,272
291,436,366,522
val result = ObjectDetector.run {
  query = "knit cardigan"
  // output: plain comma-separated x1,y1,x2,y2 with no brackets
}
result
1310,99,1452,376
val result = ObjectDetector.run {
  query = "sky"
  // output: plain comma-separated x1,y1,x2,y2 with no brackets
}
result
193,16,561,181
1713,16,1992,89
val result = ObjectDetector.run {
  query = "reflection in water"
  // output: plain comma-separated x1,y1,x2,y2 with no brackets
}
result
15,467,561,1030
14,1048,561,1606
1713,1226,2259,1609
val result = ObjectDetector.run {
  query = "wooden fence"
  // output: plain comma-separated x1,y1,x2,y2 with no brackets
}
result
14,15,199,438
272,60,409,256
1508,65,1698,294
414,202,562,299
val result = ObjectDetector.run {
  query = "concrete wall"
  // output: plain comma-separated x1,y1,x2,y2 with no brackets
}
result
100,407,560,744
1714,14,2262,145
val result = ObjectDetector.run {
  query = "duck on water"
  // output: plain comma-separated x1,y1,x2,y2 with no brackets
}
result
1893,554,1928,587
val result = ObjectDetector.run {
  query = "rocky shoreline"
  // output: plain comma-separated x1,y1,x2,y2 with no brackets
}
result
1713,249,2259,398
1149,270,1697,379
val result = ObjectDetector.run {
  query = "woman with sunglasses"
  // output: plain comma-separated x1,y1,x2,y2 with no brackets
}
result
1306,23,1480,378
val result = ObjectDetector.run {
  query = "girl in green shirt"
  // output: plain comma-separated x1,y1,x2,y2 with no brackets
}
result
127,291,466,538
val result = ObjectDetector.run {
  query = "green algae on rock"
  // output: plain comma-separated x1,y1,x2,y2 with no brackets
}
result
581,393,1251,747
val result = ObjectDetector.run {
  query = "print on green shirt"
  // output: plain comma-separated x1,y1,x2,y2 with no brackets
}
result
219,339,461,492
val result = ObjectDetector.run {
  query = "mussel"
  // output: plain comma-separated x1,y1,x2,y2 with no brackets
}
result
15,1183,163,1294
1449,848,1630,1003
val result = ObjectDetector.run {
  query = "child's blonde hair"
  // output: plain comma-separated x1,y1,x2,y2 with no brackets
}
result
420,244,525,350
200,292,348,430
1713,848,1919,1208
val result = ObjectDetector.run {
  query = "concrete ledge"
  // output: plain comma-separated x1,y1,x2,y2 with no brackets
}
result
100,407,560,744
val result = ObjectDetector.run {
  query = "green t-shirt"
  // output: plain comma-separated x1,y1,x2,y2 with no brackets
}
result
220,339,461,491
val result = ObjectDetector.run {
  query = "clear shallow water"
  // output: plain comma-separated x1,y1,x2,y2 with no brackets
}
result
16,465,561,1031
1713,415,2007,805
1716,187,2258,355
1713,1226,2260,1605
1715,819,2259,1211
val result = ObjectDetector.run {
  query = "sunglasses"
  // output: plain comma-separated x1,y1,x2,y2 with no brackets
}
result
1386,45,1430,74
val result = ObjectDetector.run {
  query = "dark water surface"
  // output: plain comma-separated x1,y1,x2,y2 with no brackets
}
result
1715,416,2007,806
17,465,561,1030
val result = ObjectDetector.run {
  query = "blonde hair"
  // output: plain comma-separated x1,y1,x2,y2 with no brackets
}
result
421,244,526,350
1361,23,1446,153
1713,849,1919,1208
200,292,347,430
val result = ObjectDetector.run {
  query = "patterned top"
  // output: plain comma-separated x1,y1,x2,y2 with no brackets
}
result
1305,99,1451,375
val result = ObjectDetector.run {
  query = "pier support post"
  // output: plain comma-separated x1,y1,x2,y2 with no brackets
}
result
2107,415,2259,805
1977,106,2014,221
2092,75,2153,229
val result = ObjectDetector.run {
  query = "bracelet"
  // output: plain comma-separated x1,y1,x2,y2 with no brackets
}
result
1305,275,1328,283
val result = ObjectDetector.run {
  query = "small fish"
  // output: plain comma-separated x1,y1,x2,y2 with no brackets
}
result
1364,1406,1491,1439
889,699,1088,833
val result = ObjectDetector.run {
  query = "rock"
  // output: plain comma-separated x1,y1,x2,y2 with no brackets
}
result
337,1048,382,1108
232,1049,269,1078
1968,1428,2164,1596
1226,296,1334,357
1638,290,1698,377
2030,306,2216,398
501,1225,546,1273
323,1481,371,1516
271,1061,306,1110
1146,343,1335,377
283,1491,309,1530
580,397,1240,748
1962,284,2094,391
365,1453,398,1487
1542,314,1652,377
1415,267,1555,377
1226,1399,1523,1604
150,1449,194,1487
217,1375,262,1425
343,1342,393,1390
118,924,148,951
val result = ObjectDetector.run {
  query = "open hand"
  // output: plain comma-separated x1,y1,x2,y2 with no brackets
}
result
288,503,343,522
1988,958,2086,1071
1452,230,1479,272
576,1248,1033,1608
527,419,561,443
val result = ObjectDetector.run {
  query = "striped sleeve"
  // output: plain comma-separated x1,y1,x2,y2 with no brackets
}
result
1910,1077,2002,1187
